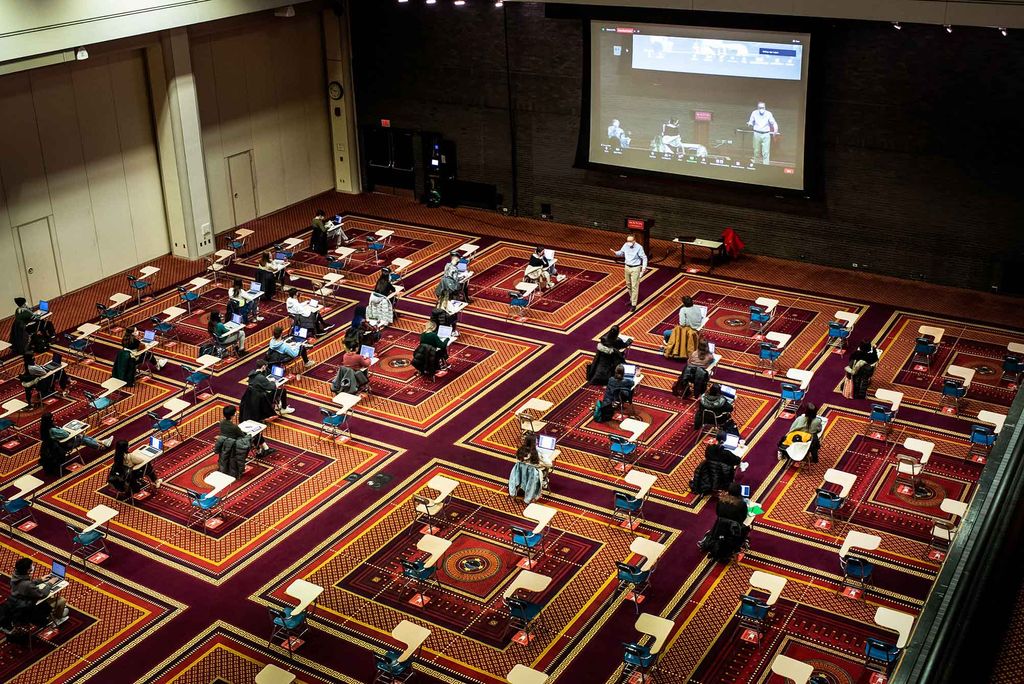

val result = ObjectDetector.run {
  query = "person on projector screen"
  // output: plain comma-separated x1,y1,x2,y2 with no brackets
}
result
611,234,647,313
661,117,683,153
607,119,630,149
746,101,778,165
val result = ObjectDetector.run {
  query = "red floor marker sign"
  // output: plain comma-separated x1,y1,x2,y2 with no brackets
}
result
740,628,760,644
812,517,833,531
841,587,863,600
88,552,109,564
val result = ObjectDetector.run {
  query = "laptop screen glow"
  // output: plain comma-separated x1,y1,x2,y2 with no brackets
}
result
537,435,556,451
437,325,453,339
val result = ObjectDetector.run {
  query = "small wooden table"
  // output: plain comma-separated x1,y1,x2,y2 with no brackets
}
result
83,504,119,533
285,578,324,614
204,471,236,498
255,664,295,684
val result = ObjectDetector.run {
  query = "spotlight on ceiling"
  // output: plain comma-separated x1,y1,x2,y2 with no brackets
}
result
495,0,503,5
944,24,953,33
999,27,1008,37
892,21,901,30
75,47,89,61
426,0,436,4
398,0,408,3
454,0,465,5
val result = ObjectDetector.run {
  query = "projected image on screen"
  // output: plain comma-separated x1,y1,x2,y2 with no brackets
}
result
589,22,810,190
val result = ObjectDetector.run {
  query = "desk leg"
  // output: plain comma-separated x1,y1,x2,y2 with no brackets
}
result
679,243,686,271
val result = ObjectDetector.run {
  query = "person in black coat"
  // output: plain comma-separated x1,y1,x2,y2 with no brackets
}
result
586,325,630,386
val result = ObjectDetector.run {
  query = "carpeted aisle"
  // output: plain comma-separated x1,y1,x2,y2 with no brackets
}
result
0,191,1019,684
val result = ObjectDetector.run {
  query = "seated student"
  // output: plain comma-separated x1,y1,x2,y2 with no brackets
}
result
208,311,247,355
242,363,293,420
285,289,328,335
664,296,702,360
255,253,279,300
123,326,166,373
693,383,735,430
20,352,69,406
430,296,459,331
508,434,545,504
603,365,636,416
227,278,256,324
586,325,631,386
525,246,556,290
38,411,112,477
373,268,397,298
518,431,555,487
344,307,381,351
342,342,372,389
789,404,823,463
689,431,741,495
9,557,68,625
260,250,293,285
717,483,748,524
419,322,450,368
267,326,311,368
843,341,880,400
215,406,272,478
435,252,470,303
698,483,751,563
107,440,161,496
672,339,715,399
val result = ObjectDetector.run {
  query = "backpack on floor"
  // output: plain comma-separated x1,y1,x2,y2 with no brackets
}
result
593,399,614,423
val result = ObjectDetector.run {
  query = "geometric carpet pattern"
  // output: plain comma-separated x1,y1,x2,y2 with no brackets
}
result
871,311,1024,415
462,352,780,505
405,242,641,333
255,463,678,683
36,399,396,581
619,276,865,374
1,195,1019,683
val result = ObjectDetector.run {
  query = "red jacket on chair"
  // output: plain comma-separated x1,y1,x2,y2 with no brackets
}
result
721,227,745,259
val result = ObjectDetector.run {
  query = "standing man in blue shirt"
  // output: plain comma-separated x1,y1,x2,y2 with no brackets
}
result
611,234,648,312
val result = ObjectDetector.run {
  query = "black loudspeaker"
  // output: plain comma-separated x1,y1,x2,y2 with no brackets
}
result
540,203,552,219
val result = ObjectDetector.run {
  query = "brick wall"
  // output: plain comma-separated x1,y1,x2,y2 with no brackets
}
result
349,2,1024,292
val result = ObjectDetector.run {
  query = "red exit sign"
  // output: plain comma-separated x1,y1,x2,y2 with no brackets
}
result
626,218,646,230
694,111,713,121
380,119,391,128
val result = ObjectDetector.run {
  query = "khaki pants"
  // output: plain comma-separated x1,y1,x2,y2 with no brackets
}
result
752,131,771,165
624,265,642,306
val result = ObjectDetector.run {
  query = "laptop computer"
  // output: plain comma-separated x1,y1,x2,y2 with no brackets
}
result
270,365,286,383
308,299,319,309
543,249,555,261
248,281,262,293
275,252,288,261
622,363,637,380
38,300,49,313
720,385,737,400
707,342,716,354
740,484,751,498
141,436,163,457
142,330,156,343
437,324,453,340
63,419,88,432
722,433,741,451
291,326,308,340
231,314,243,325
697,305,708,319
456,261,468,273
359,344,375,359
39,560,67,593
537,434,557,452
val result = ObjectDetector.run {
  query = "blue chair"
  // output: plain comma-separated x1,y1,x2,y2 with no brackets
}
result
615,562,653,613
0,415,21,442
83,390,113,421
318,408,350,442
63,332,93,362
737,595,770,642
759,342,782,374
180,364,211,401
505,596,544,642
126,274,150,305
273,244,295,260
150,316,178,342
95,302,120,328
613,490,646,530
865,404,895,440
186,489,221,533
910,336,937,370
227,236,246,251
1,494,36,532
1002,354,1023,385
374,649,413,683
779,382,805,416
177,286,200,313
268,606,307,658
147,410,183,442
827,320,851,350
609,435,639,472
749,305,770,335
840,555,874,596
813,488,846,521
367,235,386,262
968,424,996,460
511,526,544,565
622,641,655,682
939,379,967,415
507,290,530,320
864,637,901,674
66,523,107,566
400,558,440,608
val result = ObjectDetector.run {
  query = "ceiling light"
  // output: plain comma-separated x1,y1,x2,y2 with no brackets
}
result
999,27,1008,37
454,0,465,5
495,0,503,5
426,0,436,4
892,21,901,30
944,24,952,33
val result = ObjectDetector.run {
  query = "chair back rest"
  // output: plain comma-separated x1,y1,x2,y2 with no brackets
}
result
319,407,332,419
127,275,136,283
815,488,842,506
83,391,96,401
971,425,995,445
505,596,530,618
96,303,105,312
739,595,769,619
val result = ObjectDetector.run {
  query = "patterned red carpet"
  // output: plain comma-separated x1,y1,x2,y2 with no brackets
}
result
0,191,1018,683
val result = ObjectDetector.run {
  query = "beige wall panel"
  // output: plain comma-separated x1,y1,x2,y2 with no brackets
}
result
0,72,52,229
30,64,102,290
71,56,139,276
109,51,171,262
